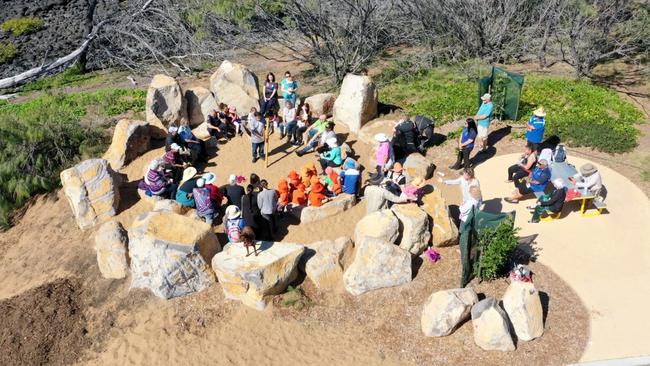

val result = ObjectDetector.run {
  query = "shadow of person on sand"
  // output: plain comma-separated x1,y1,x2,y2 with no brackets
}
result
482,198,503,214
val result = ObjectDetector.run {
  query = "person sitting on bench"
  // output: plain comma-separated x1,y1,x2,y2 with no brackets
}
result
505,159,551,204
569,163,603,197
528,178,566,223
507,142,537,183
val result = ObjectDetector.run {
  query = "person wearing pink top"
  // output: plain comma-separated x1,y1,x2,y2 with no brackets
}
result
372,133,393,182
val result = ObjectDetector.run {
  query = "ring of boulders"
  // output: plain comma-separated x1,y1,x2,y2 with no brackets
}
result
60,60,545,352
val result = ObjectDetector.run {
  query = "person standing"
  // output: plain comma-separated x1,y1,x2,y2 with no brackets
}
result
281,71,298,107
443,167,480,203
248,111,266,163
525,107,546,148
392,112,418,160
449,118,478,170
257,180,278,240
261,72,278,116
474,93,494,152
221,174,245,209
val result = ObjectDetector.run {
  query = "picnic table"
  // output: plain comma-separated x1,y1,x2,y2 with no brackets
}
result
566,187,607,217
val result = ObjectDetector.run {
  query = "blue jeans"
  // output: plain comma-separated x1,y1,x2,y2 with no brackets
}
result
285,121,297,140
252,142,265,159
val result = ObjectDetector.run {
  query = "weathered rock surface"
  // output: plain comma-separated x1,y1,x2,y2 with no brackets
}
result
128,211,221,299
403,153,435,180
301,237,354,290
60,159,120,231
186,86,218,127
210,60,260,115
343,237,411,295
103,119,150,170
503,281,544,341
94,220,129,279
421,288,478,337
333,74,378,133
146,74,187,138
354,209,399,244
153,199,183,214
391,203,431,255
304,93,337,117
358,116,397,146
471,297,516,352
294,194,356,223
421,188,458,247
212,242,304,310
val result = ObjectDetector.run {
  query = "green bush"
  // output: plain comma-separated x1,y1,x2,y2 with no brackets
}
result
473,219,519,281
19,65,104,93
0,88,146,228
1,17,42,36
0,42,17,64
379,67,645,153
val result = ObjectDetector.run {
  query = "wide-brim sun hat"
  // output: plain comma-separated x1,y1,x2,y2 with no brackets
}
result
580,163,598,176
481,93,491,101
225,205,241,219
374,133,389,142
326,137,338,147
180,167,198,185
203,172,216,185
533,107,546,117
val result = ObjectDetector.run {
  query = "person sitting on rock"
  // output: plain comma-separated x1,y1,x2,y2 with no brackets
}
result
459,186,483,231
308,181,329,207
162,143,187,183
140,159,177,199
223,205,246,244
165,126,185,152
505,159,551,204
507,142,538,183
384,162,406,196
300,162,318,188
175,167,198,207
228,106,243,137
179,119,207,163
318,137,342,173
277,179,290,212
206,109,227,144
193,178,215,225
392,112,418,161
340,158,360,196
528,178,566,223
291,182,307,206
324,167,342,195
402,176,426,202
296,121,335,157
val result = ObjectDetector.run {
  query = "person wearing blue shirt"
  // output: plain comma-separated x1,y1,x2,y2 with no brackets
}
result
473,93,494,152
340,159,360,195
526,107,546,146
281,71,298,107
449,118,478,170
505,159,551,203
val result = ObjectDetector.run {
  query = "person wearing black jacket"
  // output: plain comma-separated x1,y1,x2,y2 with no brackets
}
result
528,178,566,223
392,112,418,160
414,115,435,152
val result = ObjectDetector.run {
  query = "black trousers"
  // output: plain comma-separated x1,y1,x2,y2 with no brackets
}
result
260,97,277,116
419,126,434,150
260,213,277,240
507,164,529,182
452,148,472,169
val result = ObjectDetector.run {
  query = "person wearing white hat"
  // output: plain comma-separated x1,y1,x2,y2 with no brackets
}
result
373,133,393,181
318,136,342,173
162,142,187,182
526,107,546,147
165,125,184,153
223,205,247,243
193,178,215,225
202,172,223,210
222,173,245,209
473,93,493,152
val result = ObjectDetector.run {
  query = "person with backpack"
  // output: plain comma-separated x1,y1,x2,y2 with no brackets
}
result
223,205,247,244
193,178,215,225
392,112,418,161
414,115,435,153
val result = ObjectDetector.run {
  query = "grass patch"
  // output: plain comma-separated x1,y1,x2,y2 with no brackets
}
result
0,88,146,228
1,17,42,36
379,66,645,153
642,156,650,182
19,65,106,93
0,42,17,64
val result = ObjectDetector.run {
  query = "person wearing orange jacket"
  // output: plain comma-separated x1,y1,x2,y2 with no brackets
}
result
324,167,342,195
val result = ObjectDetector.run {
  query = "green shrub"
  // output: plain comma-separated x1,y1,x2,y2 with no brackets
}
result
0,88,146,227
1,17,42,36
379,67,645,153
473,219,519,281
0,42,17,64
20,65,104,93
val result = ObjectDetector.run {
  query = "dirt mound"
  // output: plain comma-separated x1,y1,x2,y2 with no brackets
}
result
0,278,90,366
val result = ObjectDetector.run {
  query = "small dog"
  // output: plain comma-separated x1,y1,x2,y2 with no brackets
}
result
240,226,259,257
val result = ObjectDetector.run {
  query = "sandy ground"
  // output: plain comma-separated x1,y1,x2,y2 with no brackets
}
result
476,154,650,362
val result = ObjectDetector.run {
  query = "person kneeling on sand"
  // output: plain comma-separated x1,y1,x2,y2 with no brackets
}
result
528,178,566,223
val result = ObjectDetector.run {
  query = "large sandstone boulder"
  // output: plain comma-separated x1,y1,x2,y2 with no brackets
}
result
421,288,478,337
403,153,435,180
503,281,544,341
354,209,399,244
333,74,378,133
94,220,129,279
128,211,221,299
304,93,336,117
471,297,516,352
212,241,304,310
302,237,354,290
60,159,120,231
186,86,218,127
102,119,150,170
146,74,187,138
421,188,458,247
294,194,356,223
210,60,260,115
358,116,397,146
391,203,431,255
343,237,411,295
153,199,183,214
